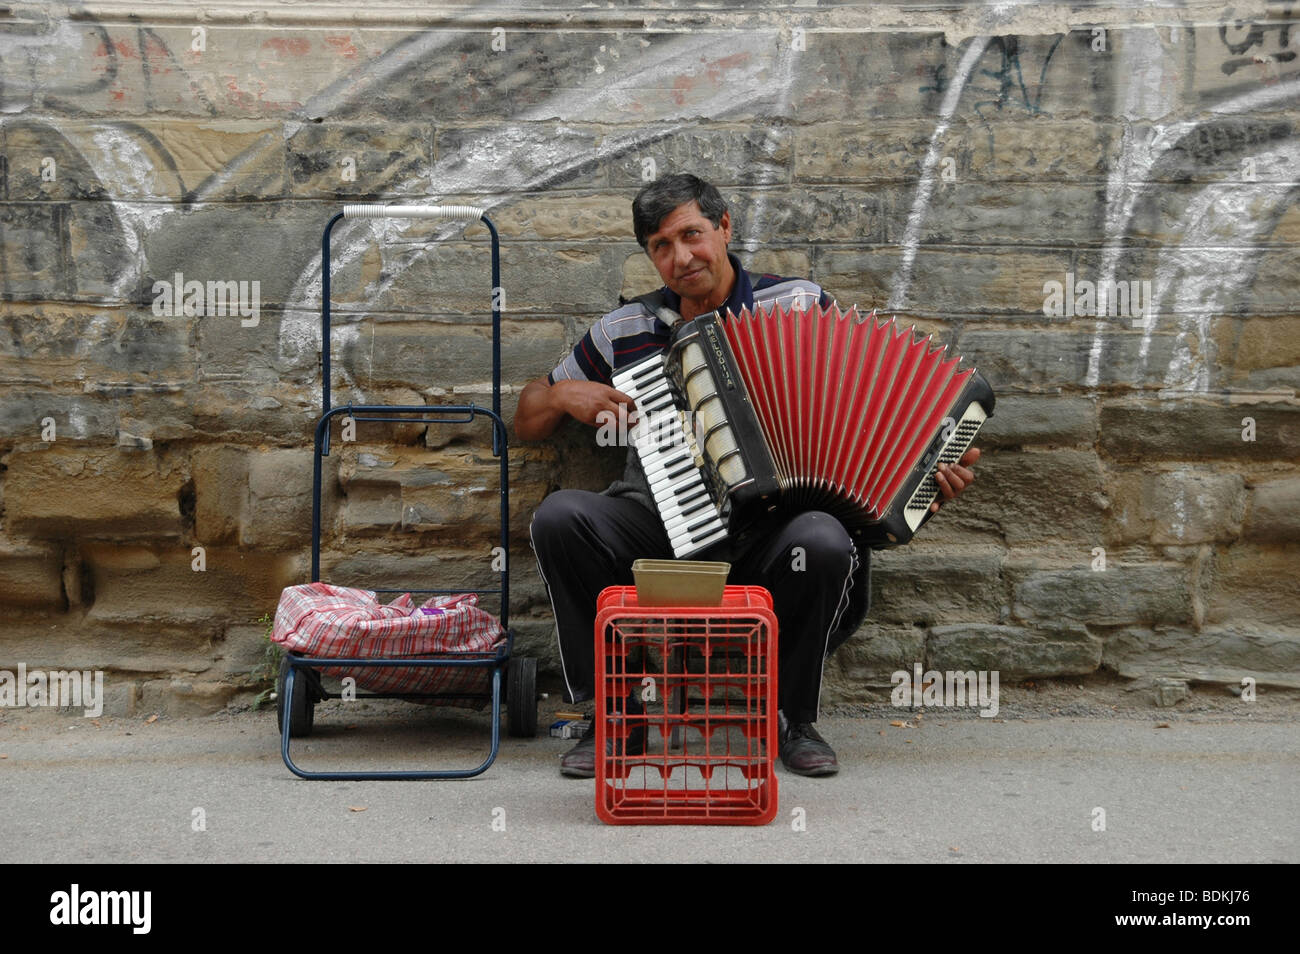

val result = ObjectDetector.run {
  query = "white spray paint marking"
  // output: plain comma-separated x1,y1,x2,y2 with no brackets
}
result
1139,179,1221,383
1090,65,1300,388
87,129,159,199
255,16,1295,409
739,23,803,257
1086,26,1173,388
887,37,990,311
281,30,801,405
67,404,88,439
196,0,540,202
0,20,88,107
1151,141,1300,393
51,127,175,299
188,131,280,203
1195,490,1211,530
1170,479,1187,540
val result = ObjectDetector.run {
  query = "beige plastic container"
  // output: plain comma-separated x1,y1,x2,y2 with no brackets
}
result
631,559,731,607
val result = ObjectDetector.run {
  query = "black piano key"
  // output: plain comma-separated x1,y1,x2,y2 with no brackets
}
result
686,514,721,535
656,432,688,452
663,490,709,519
690,524,725,544
660,494,709,525
629,364,663,386
678,498,712,519
676,487,709,507
641,396,674,415
641,436,688,458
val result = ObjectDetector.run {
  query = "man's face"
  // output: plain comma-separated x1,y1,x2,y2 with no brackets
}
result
645,201,734,310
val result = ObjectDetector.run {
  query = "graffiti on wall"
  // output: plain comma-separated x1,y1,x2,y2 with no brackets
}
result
0,3,1296,402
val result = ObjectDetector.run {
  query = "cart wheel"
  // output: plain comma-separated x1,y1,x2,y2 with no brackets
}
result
506,656,538,738
277,654,316,738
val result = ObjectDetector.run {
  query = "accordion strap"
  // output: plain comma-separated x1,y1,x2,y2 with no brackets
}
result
632,289,686,328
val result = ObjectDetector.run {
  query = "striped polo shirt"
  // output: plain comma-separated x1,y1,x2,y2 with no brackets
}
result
547,254,832,386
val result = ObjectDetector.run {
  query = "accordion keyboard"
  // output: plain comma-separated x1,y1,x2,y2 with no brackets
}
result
612,356,730,557
901,400,988,530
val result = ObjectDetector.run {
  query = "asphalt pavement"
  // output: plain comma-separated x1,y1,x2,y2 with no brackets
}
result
1,690,1295,864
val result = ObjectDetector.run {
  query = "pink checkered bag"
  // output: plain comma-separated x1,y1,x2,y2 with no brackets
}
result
272,583,506,704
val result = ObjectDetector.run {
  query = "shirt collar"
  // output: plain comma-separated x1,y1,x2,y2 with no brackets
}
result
660,253,752,320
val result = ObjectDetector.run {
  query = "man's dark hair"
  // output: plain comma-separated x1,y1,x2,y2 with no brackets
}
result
632,173,729,249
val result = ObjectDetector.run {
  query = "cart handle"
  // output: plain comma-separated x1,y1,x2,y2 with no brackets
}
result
321,206,503,455
342,204,485,221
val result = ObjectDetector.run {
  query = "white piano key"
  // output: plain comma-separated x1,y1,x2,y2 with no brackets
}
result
663,502,719,534
681,526,729,556
669,520,726,554
656,491,713,523
641,449,693,480
648,467,702,495
642,446,694,474
614,362,664,391
629,379,669,401
630,410,684,443
634,435,688,458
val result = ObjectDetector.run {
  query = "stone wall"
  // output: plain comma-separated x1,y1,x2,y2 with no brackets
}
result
0,0,1296,713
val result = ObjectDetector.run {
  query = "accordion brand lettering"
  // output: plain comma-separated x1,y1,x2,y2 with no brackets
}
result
702,323,736,389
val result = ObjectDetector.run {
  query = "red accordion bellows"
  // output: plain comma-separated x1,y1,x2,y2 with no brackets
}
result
722,302,974,520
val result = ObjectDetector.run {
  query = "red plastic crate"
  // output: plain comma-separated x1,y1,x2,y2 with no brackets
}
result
594,585,778,825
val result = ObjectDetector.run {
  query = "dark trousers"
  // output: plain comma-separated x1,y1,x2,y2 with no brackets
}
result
529,490,861,724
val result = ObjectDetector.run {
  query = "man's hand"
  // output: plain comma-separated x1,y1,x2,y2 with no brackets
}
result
930,447,980,513
554,380,637,428
514,377,637,441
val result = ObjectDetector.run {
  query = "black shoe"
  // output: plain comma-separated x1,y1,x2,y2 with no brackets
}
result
559,709,649,779
559,724,599,778
778,711,839,777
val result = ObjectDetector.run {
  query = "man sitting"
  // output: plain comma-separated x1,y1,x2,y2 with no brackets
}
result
514,173,979,777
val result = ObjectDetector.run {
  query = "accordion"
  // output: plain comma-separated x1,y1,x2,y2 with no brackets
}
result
611,302,995,558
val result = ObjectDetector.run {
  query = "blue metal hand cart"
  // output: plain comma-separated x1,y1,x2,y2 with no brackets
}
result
276,203,536,780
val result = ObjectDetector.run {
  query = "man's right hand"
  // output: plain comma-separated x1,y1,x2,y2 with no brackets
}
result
551,380,638,428
514,377,637,441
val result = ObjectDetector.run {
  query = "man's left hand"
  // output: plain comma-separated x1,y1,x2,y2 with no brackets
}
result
930,447,980,513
